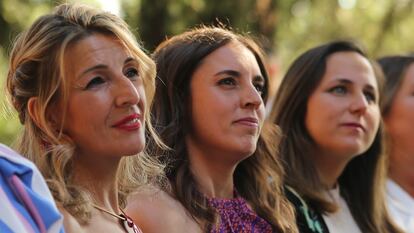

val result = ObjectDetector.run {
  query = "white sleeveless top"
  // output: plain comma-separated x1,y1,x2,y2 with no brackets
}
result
387,179,414,233
322,185,362,233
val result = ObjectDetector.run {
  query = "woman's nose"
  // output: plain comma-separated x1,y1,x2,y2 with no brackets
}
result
114,76,140,108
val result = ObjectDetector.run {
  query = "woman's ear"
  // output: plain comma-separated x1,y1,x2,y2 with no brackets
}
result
27,97,59,130
27,97,41,127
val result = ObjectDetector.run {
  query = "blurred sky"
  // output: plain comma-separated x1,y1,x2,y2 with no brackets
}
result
96,0,120,16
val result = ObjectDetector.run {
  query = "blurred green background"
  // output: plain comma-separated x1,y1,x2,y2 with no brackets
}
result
1,0,414,146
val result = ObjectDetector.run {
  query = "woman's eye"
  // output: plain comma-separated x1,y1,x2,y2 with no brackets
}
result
125,68,139,79
85,77,105,89
254,83,265,94
218,78,236,86
329,86,347,95
364,91,376,103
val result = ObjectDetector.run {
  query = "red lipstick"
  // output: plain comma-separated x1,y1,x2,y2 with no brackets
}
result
112,113,141,131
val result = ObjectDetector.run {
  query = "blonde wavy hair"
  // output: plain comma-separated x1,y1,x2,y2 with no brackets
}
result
6,3,166,223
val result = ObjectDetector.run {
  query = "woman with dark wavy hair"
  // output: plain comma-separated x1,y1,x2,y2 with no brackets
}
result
126,26,297,233
269,41,402,233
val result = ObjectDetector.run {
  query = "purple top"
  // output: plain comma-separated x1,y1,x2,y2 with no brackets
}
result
207,194,274,233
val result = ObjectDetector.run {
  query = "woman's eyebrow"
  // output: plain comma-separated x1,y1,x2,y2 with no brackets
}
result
214,69,241,77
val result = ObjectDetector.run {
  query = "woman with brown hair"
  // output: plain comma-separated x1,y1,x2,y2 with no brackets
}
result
378,55,414,232
6,3,165,233
126,26,297,233
269,41,401,233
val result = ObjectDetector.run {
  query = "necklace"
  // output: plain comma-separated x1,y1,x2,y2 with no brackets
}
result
92,204,142,233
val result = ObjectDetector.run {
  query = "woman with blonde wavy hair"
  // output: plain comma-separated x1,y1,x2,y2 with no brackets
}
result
6,3,165,233
126,26,297,233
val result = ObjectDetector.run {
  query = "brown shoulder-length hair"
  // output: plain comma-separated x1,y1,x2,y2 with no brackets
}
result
269,41,401,233
377,55,414,116
149,26,297,232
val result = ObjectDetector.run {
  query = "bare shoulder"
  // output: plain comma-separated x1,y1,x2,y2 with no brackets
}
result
58,206,83,233
125,186,202,233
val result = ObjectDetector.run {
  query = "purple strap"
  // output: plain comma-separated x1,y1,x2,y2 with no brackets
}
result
8,174,47,233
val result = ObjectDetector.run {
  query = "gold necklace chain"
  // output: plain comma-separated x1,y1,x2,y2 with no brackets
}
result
92,203,126,221
92,204,142,233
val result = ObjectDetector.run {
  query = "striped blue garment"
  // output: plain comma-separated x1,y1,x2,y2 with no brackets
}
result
0,143,64,233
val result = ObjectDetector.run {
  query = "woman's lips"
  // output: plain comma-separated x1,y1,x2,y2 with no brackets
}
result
340,122,365,132
233,117,259,127
112,113,142,131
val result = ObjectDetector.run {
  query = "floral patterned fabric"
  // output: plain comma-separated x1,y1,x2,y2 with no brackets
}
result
207,194,274,233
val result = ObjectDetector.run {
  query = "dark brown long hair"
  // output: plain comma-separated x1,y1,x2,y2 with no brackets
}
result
269,41,401,233
377,55,414,116
149,26,297,232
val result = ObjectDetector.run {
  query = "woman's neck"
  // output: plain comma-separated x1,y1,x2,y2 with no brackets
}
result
186,140,239,199
311,149,351,189
191,162,235,199
72,152,121,211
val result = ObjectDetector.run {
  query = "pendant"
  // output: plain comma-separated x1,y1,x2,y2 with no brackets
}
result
120,212,142,233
